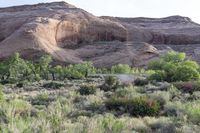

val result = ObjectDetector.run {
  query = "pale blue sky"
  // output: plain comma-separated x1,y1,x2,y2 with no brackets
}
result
0,0,200,23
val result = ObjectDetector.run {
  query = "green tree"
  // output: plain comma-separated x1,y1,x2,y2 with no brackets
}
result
148,51,200,82
37,55,52,80
0,61,9,81
173,66,200,81
161,51,186,63
50,65,64,80
182,60,199,70
7,53,31,83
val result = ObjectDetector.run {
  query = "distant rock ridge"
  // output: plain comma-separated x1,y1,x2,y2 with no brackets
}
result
0,1,200,66
102,15,193,24
102,15,200,45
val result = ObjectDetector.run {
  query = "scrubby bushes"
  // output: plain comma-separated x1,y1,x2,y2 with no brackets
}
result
173,81,200,93
31,93,54,106
0,86,4,103
105,97,160,117
43,82,65,89
79,85,97,95
148,51,200,82
100,76,120,92
134,78,149,86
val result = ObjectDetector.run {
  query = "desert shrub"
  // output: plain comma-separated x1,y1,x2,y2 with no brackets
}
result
43,82,64,89
79,85,97,95
100,76,120,92
111,64,131,74
191,91,200,100
10,99,31,117
100,114,126,133
114,85,139,98
0,86,4,103
134,78,149,86
144,117,175,132
148,91,170,109
31,93,54,106
173,81,200,93
96,68,110,74
64,68,85,79
105,97,160,117
166,101,200,124
0,108,8,124
168,85,181,99
68,110,93,118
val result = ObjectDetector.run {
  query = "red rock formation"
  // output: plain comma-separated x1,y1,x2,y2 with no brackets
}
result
0,2,127,63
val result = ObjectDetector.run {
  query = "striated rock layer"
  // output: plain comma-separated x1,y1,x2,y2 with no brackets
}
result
101,16,200,45
0,2,200,67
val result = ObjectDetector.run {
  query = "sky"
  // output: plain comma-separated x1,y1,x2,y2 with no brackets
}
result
0,0,200,23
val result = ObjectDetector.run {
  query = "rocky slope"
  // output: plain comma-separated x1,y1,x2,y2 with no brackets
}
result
0,1,200,67
102,16,200,44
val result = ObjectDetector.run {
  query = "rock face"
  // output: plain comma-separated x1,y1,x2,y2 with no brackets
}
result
0,2,127,63
0,2,200,67
102,16,200,45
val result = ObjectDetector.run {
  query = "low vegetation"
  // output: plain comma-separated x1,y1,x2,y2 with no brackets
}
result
0,51,200,132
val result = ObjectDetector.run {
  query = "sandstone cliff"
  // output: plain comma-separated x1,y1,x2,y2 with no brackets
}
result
0,2,127,63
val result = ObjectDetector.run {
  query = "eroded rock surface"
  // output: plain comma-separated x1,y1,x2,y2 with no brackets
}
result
0,2,126,63
102,16,200,44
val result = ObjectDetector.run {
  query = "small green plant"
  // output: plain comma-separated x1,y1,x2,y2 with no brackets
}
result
79,85,97,95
